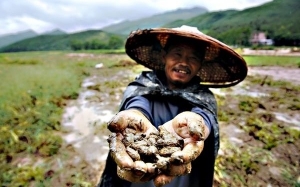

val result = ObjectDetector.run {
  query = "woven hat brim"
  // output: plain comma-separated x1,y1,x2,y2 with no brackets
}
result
125,28,248,88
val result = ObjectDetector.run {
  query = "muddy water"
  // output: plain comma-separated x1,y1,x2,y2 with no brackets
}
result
61,70,133,181
61,86,113,170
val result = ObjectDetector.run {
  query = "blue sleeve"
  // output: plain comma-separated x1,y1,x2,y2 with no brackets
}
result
122,96,154,124
191,107,212,133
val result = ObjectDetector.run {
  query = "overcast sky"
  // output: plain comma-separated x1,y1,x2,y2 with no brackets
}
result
0,0,272,36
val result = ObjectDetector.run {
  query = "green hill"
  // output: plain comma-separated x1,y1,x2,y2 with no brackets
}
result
0,30,126,52
101,7,208,35
0,30,38,48
43,29,67,35
164,0,300,46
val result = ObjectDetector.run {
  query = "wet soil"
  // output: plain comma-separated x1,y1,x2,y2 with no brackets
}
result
249,66,300,85
61,63,300,186
213,67,300,186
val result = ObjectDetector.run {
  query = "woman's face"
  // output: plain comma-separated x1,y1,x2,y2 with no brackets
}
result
163,43,201,89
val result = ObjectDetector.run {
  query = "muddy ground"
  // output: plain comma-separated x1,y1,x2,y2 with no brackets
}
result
61,62,300,187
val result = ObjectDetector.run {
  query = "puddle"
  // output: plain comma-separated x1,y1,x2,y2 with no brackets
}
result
273,112,300,129
60,69,133,174
211,81,268,97
220,124,245,146
61,79,116,171
62,104,112,168
212,87,268,97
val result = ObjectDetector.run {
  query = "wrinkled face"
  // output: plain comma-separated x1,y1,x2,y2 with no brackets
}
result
163,43,201,89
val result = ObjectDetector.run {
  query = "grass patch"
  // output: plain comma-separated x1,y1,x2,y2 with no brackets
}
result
243,55,300,67
215,140,273,187
0,52,94,186
242,114,300,150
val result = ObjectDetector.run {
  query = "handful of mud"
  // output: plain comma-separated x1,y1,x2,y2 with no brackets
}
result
107,126,191,182
123,126,183,164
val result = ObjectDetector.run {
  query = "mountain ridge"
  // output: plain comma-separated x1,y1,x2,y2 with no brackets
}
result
0,6,207,50
100,6,208,35
0,30,38,48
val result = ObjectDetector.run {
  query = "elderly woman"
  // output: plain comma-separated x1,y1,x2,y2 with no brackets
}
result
98,25,247,187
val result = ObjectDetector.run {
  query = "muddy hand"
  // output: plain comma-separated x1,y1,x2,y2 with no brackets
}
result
107,109,158,182
153,174,175,187
162,111,208,164
108,133,157,183
152,162,192,187
108,133,134,169
108,109,158,135
116,161,157,183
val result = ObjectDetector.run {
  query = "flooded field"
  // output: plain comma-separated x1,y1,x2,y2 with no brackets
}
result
3,51,298,186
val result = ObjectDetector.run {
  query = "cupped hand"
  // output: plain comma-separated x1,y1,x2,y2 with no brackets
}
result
163,111,207,164
153,162,192,187
108,109,158,135
153,111,208,186
107,109,159,182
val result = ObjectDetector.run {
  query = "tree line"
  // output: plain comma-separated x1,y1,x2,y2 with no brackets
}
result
208,26,300,47
70,36,124,50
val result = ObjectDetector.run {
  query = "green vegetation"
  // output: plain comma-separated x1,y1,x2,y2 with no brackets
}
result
243,114,300,149
165,0,300,46
215,141,273,186
215,137,299,187
0,30,125,52
70,35,124,51
0,55,81,186
0,51,122,186
238,96,260,113
244,55,300,67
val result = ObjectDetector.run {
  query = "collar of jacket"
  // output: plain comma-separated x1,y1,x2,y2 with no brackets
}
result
121,71,218,116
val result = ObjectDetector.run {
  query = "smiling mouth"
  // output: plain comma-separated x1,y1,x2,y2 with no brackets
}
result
175,70,189,74
174,67,191,74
